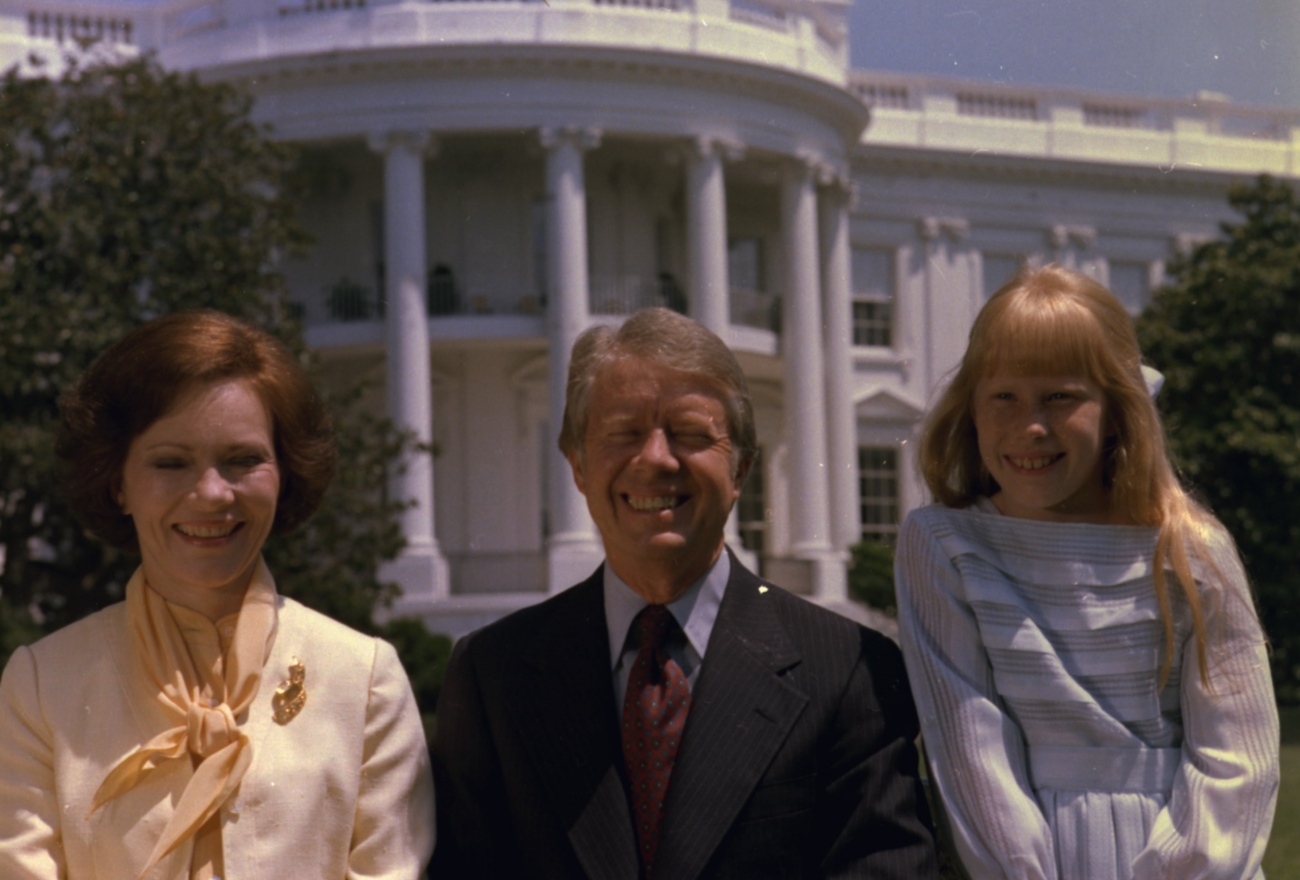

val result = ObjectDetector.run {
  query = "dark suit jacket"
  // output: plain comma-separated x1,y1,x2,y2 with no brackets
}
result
431,553,937,879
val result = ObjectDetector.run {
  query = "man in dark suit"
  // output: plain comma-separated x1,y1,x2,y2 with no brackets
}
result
431,308,937,879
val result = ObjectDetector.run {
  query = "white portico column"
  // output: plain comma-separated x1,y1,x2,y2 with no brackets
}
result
685,136,738,335
818,176,860,558
780,158,845,601
541,126,606,594
369,130,449,607
684,135,756,569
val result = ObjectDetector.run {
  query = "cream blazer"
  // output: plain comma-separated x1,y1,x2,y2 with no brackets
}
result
0,594,435,880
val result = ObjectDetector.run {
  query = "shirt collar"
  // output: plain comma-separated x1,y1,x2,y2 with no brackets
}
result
603,550,731,671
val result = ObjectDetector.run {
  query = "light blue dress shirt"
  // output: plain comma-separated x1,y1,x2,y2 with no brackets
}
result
603,551,730,714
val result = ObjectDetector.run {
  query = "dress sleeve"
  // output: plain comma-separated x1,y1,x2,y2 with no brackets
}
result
0,646,66,880
347,639,436,880
1131,536,1279,880
894,513,1057,880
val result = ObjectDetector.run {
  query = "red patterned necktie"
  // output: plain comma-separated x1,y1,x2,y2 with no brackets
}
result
621,604,692,879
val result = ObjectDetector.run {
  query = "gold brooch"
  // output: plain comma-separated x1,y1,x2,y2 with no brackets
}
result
272,656,307,724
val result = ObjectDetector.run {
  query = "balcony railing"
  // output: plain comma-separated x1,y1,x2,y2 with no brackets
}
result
850,70,1300,176
729,286,779,332
27,9,133,43
298,272,783,339
589,274,686,316
307,270,547,324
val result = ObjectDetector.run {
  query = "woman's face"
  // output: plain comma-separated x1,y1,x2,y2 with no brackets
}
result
118,379,280,619
972,371,1114,523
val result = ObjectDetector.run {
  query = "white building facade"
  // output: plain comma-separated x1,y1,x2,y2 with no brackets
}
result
4,0,1298,636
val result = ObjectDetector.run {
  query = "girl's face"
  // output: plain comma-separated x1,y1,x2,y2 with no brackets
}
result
972,372,1115,523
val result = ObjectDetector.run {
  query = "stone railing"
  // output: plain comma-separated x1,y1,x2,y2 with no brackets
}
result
25,8,134,44
3,0,846,79
589,274,685,317
850,70,1300,175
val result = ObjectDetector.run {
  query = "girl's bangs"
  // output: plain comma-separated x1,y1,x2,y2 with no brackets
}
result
976,294,1106,380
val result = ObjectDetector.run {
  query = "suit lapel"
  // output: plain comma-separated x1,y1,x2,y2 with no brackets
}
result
653,556,808,880
512,570,639,880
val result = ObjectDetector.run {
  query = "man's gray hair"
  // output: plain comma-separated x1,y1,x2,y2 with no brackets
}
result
557,308,758,478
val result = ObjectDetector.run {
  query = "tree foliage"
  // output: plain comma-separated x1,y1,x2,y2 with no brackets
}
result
847,538,897,615
0,55,451,713
1136,175,1300,703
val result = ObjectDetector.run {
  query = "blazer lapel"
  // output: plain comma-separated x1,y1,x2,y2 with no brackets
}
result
512,570,640,880
653,557,808,880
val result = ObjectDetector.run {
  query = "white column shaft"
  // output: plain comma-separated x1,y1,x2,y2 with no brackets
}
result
780,164,834,559
378,132,448,604
543,130,604,592
686,144,729,335
819,188,860,553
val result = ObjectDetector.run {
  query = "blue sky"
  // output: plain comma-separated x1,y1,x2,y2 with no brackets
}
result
848,0,1300,110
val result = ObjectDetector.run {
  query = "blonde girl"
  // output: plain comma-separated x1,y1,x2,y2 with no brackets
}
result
895,264,1278,879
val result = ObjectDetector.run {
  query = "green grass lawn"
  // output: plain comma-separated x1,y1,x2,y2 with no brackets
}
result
1262,706,1300,879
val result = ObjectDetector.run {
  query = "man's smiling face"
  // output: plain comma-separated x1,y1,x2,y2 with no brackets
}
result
568,356,741,599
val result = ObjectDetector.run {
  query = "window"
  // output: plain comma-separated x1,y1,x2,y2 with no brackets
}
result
1108,261,1150,313
736,453,767,557
982,253,1022,299
851,247,894,347
727,237,765,293
858,447,899,542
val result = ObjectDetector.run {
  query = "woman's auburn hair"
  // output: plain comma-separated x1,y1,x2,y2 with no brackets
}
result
56,309,337,552
917,263,1232,688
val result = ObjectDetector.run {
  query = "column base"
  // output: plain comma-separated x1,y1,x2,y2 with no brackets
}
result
766,547,847,601
546,534,607,595
379,547,451,619
801,548,848,603
398,591,549,641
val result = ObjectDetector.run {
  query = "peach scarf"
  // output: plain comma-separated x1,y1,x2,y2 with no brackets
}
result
90,559,278,878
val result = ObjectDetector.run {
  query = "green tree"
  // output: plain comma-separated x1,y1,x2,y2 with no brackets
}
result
1136,175,1300,703
847,538,897,615
0,56,451,720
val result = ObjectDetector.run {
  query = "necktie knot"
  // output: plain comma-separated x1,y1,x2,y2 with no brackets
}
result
633,604,674,651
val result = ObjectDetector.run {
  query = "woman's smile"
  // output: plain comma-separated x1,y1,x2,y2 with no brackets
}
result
118,379,280,619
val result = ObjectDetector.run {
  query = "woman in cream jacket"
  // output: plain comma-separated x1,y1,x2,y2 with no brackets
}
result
0,311,434,880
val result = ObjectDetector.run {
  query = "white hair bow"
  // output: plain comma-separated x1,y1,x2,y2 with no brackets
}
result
1141,365,1165,399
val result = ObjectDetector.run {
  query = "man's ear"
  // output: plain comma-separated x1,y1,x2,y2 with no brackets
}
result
566,451,587,497
731,457,753,498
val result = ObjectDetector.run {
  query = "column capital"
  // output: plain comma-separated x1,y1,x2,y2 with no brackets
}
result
1049,223,1097,249
817,173,858,208
691,134,745,162
789,149,846,187
366,130,437,157
918,215,970,242
538,125,602,152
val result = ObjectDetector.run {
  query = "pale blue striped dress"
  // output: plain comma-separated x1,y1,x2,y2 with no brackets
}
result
895,502,1278,880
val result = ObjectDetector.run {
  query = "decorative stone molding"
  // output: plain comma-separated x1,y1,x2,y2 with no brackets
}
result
692,134,746,162
538,125,602,152
918,215,970,242
1049,224,1097,249
365,130,436,157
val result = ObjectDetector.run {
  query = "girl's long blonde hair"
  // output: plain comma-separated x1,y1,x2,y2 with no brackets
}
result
919,263,1222,686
